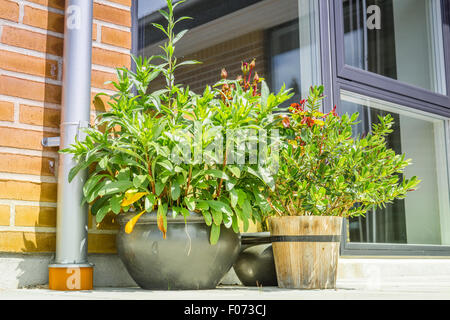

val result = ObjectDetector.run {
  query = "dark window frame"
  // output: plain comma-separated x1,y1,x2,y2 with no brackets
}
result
321,0,450,256
332,0,450,114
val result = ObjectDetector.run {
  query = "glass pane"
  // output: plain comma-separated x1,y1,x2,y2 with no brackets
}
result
137,0,320,101
340,91,450,246
342,0,447,95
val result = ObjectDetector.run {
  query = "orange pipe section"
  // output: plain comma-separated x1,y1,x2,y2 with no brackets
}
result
48,266,93,291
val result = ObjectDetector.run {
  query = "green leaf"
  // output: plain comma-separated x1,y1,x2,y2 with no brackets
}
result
157,159,173,172
116,168,131,181
96,204,111,223
173,29,188,44
230,188,238,208
231,214,239,233
145,194,156,212
98,181,133,197
68,156,100,182
111,195,122,214
171,183,181,201
207,200,233,216
242,199,252,219
260,80,270,108
205,170,229,180
210,223,220,245
155,181,165,196
202,210,212,226
211,209,222,226
99,156,108,170
91,195,110,216
237,189,247,208
228,166,241,178
133,175,147,188
196,200,209,211
83,174,108,198
184,197,196,211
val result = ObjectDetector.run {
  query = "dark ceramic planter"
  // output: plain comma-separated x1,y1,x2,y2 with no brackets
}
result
117,211,241,290
233,232,278,287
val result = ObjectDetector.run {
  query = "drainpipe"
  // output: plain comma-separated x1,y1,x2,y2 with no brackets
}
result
47,0,94,291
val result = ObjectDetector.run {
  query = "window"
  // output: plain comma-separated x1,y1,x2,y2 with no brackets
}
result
333,0,450,108
325,0,450,255
137,0,300,95
342,0,446,95
340,91,450,247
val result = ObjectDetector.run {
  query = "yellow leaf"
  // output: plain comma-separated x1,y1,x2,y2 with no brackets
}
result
124,210,146,234
121,192,148,207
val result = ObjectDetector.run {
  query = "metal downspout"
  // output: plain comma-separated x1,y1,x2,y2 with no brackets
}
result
48,0,94,291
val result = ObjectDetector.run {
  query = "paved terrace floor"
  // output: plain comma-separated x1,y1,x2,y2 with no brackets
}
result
2,278,450,300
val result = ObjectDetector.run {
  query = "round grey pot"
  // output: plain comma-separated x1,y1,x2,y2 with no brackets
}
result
116,211,241,290
233,232,278,287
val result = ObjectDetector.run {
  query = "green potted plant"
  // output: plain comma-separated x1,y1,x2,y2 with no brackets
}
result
62,0,291,290
267,86,420,289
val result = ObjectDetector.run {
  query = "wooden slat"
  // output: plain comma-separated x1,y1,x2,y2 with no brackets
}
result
269,216,343,289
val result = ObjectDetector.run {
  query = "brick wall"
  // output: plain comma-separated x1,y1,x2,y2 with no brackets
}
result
0,0,132,254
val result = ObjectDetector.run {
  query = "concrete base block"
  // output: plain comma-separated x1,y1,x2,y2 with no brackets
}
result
0,253,137,289
3,254,450,289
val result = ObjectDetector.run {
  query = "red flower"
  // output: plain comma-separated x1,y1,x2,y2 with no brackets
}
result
290,99,307,113
329,105,338,117
282,116,291,128
290,103,301,112
301,116,315,127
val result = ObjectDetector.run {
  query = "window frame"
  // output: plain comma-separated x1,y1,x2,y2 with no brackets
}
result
320,0,450,256
332,0,450,113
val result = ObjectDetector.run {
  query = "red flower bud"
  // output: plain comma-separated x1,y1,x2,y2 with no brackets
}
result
249,59,256,71
221,68,228,79
241,62,249,75
253,72,260,83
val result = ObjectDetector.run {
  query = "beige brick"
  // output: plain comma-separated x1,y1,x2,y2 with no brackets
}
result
93,3,131,27
0,231,56,253
0,50,58,80
0,0,19,22
1,26,64,57
101,26,131,49
0,75,62,104
0,101,14,122
0,153,55,176
92,47,131,69
88,233,117,253
27,0,65,10
19,105,61,128
15,205,57,227
91,69,117,91
23,6,65,33
0,127,59,151
0,180,57,202
92,23,97,41
0,205,10,226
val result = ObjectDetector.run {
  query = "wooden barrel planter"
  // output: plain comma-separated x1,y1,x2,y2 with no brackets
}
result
269,216,343,289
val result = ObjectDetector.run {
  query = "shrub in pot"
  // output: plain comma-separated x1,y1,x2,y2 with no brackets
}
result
62,0,291,290
267,86,420,289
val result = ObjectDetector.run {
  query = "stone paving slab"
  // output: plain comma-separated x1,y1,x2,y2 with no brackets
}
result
1,280,450,300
